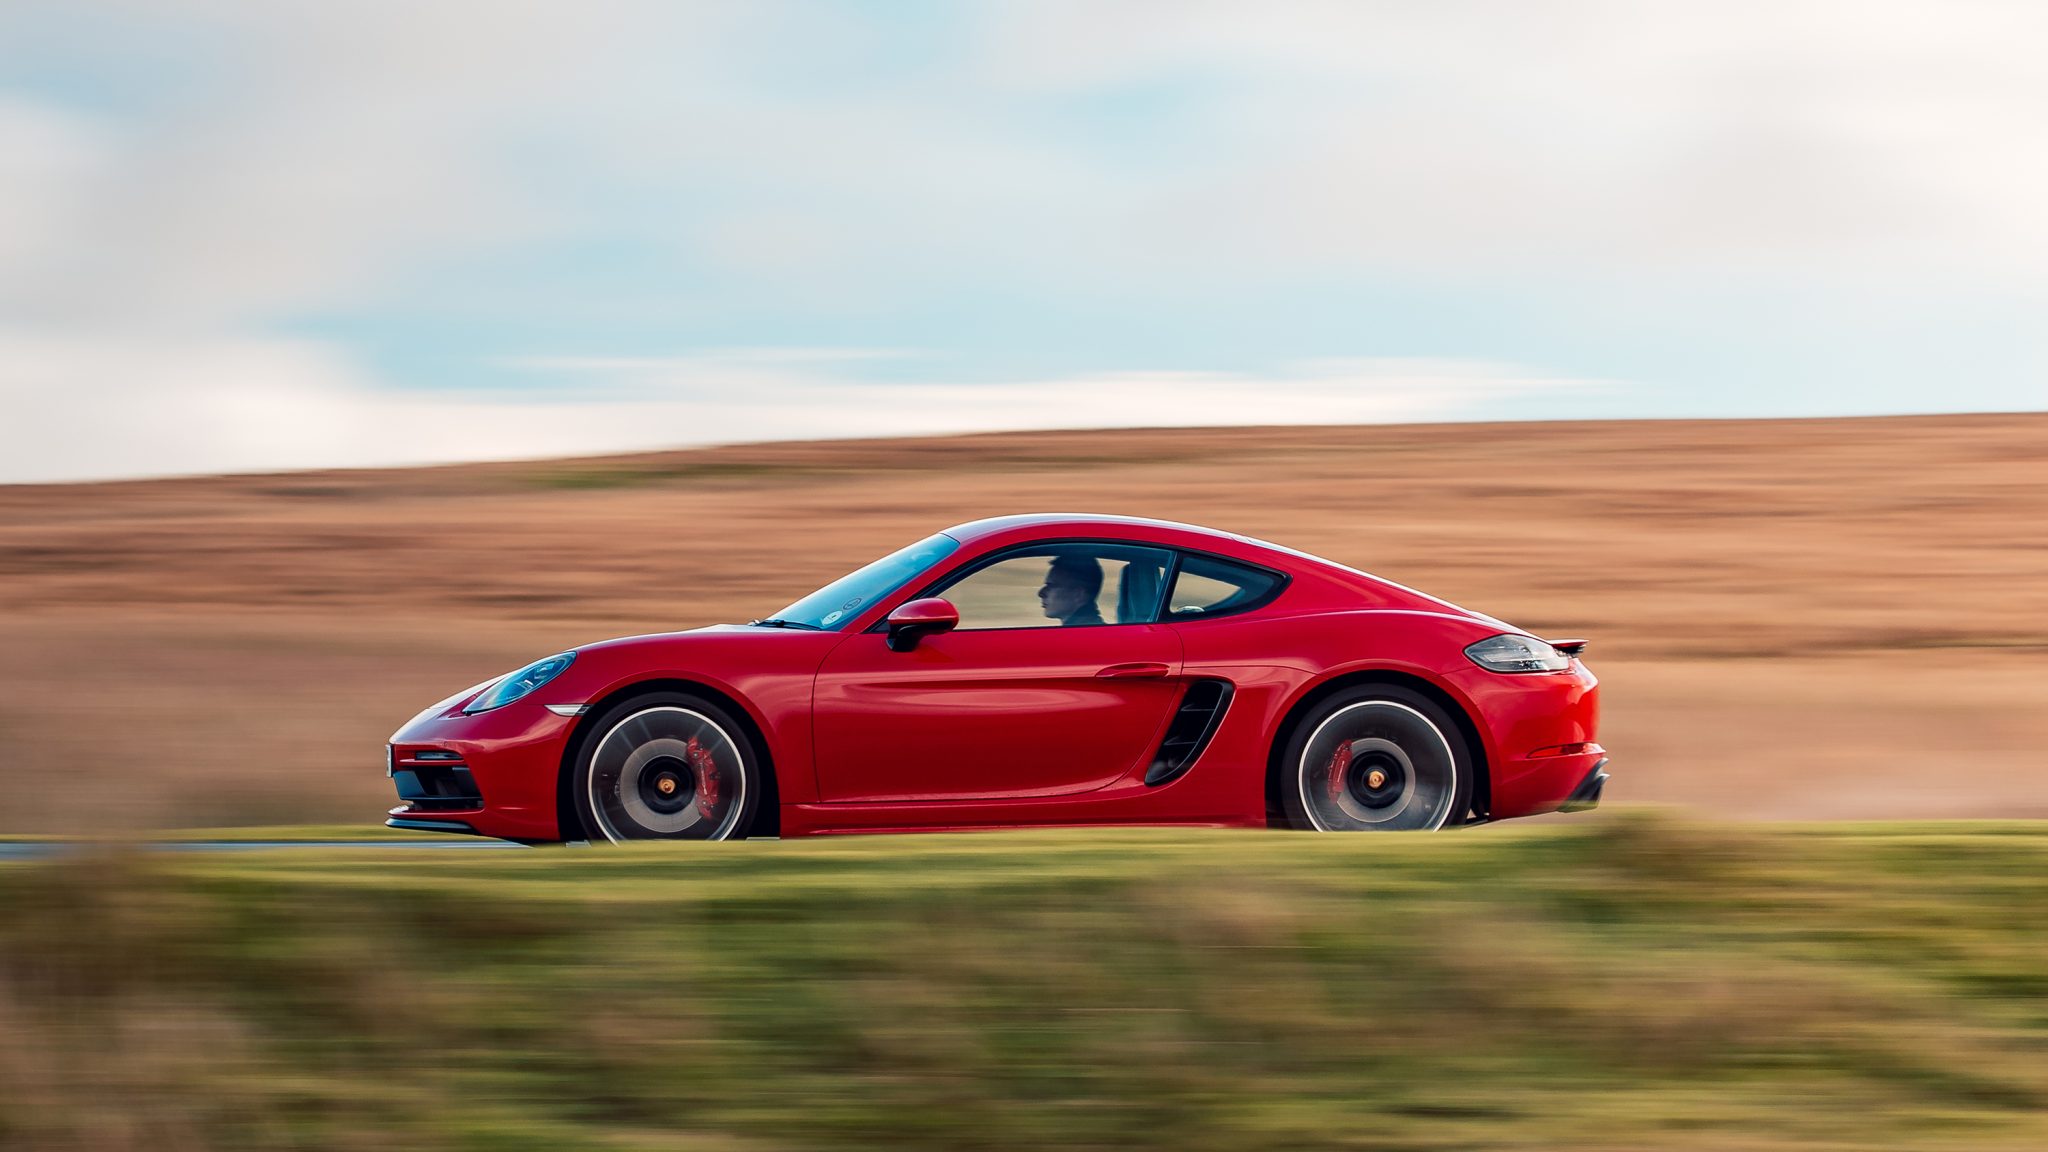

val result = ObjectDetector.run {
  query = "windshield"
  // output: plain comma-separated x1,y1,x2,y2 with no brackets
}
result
769,533,960,630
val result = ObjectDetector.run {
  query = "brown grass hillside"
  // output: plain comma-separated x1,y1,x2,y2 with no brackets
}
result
3,414,2044,832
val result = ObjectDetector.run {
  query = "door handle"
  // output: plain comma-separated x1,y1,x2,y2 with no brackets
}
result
1097,662,1170,680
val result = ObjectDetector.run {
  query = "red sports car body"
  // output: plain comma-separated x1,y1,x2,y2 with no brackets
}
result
386,515,1606,841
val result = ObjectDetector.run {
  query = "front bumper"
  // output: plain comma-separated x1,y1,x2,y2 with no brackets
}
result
386,813,487,835
384,702,581,840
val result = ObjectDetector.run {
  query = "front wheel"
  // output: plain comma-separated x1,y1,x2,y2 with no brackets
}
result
573,692,762,842
1279,686,1473,832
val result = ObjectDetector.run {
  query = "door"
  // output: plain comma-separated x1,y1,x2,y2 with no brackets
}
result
812,543,1182,803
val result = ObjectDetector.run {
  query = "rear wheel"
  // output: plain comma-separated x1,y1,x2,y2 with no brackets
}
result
1279,686,1472,832
573,692,761,842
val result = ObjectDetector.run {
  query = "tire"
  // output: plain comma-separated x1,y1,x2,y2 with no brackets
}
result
572,691,763,842
1278,685,1473,832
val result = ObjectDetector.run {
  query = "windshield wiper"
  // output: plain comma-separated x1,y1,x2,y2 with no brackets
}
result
746,617,824,630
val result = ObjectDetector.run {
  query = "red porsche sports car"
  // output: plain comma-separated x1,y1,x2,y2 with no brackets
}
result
386,514,1606,841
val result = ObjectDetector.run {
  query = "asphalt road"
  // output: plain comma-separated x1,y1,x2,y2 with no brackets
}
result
0,839,530,860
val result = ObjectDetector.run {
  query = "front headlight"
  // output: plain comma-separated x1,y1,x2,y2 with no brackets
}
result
1464,634,1571,674
462,652,576,713
400,678,500,729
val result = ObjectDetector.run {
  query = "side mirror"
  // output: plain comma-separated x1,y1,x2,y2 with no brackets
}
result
885,597,959,652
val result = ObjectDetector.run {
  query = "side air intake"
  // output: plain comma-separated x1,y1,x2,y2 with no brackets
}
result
1144,679,1234,786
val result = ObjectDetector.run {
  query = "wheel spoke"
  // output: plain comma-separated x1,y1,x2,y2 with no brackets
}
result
1299,701,1456,832
587,707,747,841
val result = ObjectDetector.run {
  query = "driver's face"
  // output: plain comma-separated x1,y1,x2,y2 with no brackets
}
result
1039,576,1088,620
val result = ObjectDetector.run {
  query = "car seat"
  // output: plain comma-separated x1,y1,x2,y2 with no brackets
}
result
1116,561,1163,623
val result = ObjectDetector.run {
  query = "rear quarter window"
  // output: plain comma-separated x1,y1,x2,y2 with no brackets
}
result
1165,554,1285,619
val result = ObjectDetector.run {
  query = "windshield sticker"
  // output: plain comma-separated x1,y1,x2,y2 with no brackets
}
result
822,610,844,625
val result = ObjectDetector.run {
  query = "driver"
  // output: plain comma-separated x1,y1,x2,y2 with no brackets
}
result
1039,554,1105,626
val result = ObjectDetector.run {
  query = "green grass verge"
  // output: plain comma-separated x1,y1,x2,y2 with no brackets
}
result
2,813,2045,1150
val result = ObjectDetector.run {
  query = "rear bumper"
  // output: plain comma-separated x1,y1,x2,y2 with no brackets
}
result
1491,745,1610,817
1448,659,1604,820
1558,758,1611,813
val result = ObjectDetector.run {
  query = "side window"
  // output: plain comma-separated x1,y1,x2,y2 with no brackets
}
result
936,544,1174,630
1166,554,1283,619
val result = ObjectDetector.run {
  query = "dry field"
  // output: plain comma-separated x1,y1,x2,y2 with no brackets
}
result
2,414,2044,833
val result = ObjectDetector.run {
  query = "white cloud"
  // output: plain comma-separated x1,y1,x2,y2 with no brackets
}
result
0,98,108,275
0,339,1600,482
0,5,617,329
16,0,2046,323
2,1,2043,484
973,0,2048,282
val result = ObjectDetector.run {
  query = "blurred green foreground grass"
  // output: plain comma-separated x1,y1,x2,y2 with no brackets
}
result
2,814,2045,1151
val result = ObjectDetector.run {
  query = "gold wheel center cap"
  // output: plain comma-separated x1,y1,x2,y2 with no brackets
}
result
657,777,678,795
1366,769,1388,790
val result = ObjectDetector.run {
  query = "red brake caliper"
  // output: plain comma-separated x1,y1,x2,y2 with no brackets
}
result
684,736,720,821
1325,742,1353,802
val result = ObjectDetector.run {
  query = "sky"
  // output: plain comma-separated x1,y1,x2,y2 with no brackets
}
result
2,0,2044,483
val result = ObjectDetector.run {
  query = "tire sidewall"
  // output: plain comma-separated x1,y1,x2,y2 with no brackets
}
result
572,691,763,842
1279,685,1473,831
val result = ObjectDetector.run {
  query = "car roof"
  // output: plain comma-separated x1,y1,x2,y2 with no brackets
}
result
941,514,1345,577
941,513,1254,548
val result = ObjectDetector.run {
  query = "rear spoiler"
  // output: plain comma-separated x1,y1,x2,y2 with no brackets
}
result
1549,638,1589,657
